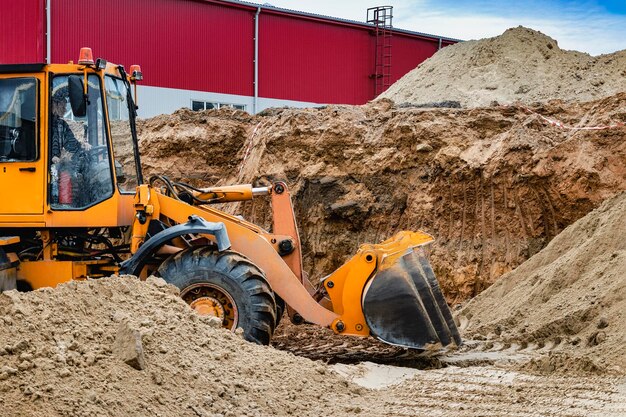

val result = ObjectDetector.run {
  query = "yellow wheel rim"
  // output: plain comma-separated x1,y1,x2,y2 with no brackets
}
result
181,283,238,330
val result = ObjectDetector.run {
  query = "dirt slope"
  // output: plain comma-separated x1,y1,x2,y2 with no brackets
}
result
459,192,626,373
1,277,625,417
0,276,361,417
379,27,626,107
138,93,626,303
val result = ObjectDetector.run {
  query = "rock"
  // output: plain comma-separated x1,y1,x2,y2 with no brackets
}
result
329,200,358,213
10,339,30,353
111,311,128,323
415,143,433,152
319,176,337,185
113,320,146,370
87,390,97,402
151,371,164,385
206,316,223,329
234,327,245,339
17,360,33,371
0,365,18,375
146,276,168,288
58,368,71,378
84,352,96,366
597,317,609,329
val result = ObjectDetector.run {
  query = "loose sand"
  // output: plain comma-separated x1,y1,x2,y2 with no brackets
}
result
459,192,626,374
1,276,624,417
380,27,626,107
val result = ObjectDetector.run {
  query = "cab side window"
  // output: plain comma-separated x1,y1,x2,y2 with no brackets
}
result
0,78,37,162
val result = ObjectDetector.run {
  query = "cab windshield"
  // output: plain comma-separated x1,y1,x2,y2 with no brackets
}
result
105,75,139,193
49,74,113,210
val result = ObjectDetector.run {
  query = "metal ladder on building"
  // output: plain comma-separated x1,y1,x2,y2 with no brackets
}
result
367,6,393,97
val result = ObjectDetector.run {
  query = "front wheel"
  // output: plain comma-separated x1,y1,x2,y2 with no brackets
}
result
157,247,277,345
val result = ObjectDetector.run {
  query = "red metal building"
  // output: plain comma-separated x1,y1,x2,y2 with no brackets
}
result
1,0,458,116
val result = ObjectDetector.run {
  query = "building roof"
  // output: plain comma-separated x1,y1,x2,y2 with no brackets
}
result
198,0,462,43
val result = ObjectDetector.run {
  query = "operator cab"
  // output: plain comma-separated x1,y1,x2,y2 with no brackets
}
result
48,49,142,210
0,48,143,225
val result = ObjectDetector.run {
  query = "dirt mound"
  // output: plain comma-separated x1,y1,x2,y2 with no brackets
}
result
138,109,254,185
380,27,626,107
138,93,626,303
0,276,362,417
2,278,624,417
459,192,626,374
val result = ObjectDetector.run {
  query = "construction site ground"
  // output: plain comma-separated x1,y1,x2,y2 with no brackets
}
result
1,273,625,417
2,27,626,416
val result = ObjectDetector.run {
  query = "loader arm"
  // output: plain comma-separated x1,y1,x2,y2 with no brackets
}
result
129,183,338,327
129,181,461,350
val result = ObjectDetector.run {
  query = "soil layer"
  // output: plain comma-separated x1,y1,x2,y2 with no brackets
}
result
138,94,626,303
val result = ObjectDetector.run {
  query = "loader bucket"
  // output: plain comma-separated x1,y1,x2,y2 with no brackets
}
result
362,247,462,350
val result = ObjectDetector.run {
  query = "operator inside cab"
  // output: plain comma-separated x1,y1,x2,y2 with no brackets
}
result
50,88,83,163
49,77,113,210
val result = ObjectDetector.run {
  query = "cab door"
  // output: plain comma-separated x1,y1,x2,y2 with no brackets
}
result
0,75,45,215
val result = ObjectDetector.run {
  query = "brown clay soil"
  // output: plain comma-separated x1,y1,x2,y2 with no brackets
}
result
2,277,625,417
138,93,626,304
379,26,626,107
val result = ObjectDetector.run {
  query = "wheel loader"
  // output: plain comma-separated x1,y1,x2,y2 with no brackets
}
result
0,49,461,350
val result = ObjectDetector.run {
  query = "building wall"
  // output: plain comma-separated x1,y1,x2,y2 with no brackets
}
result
259,12,375,104
137,85,318,118
0,0,46,64
391,34,454,83
51,0,256,96
1,0,458,116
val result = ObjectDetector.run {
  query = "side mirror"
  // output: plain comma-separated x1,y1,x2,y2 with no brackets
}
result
68,75,87,117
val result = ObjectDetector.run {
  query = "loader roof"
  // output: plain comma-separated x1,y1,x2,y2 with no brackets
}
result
0,64,45,74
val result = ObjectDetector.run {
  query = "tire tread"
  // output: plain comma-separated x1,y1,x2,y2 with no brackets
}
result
158,247,277,345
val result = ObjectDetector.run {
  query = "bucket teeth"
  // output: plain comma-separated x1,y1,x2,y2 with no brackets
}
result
362,248,461,350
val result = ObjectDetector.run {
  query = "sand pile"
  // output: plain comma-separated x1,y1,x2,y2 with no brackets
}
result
379,27,626,107
0,276,365,417
2,277,624,417
0,277,626,417
138,93,626,303
459,192,626,374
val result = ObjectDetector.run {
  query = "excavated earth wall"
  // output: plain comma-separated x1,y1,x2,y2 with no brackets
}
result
137,93,626,303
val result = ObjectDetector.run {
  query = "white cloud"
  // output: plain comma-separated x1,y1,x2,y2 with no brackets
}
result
396,8,626,54
244,0,626,55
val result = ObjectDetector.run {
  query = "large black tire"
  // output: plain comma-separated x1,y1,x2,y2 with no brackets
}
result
157,247,277,345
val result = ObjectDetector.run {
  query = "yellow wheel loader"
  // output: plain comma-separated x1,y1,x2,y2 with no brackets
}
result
0,49,461,350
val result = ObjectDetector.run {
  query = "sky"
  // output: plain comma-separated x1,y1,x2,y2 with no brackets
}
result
243,0,626,55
